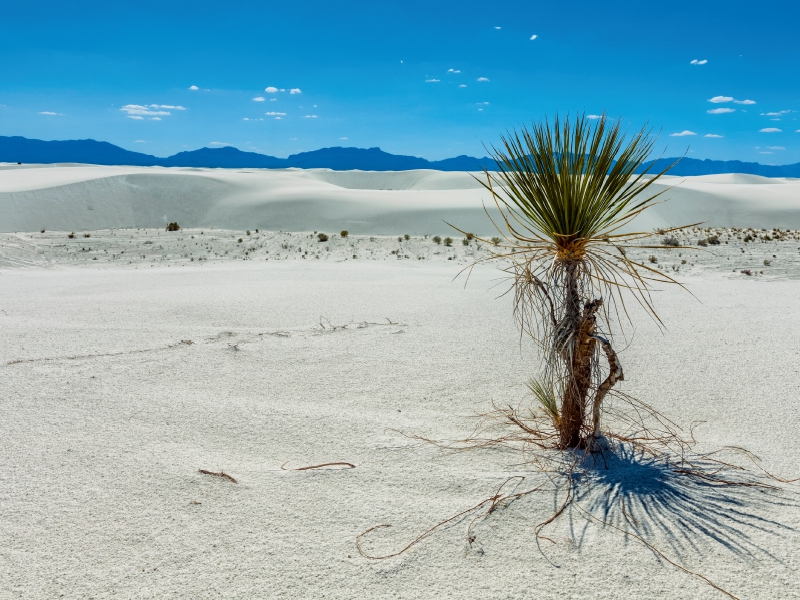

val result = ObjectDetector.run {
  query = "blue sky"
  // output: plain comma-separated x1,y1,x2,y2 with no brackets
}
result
1,0,798,163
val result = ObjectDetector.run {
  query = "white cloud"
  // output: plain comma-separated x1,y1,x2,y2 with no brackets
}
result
127,115,144,120
760,151,773,154
734,99,756,104
121,104,171,116
209,142,230,147
797,129,800,133
458,84,467,88
339,137,348,140
188,85,199,90
477,101,490,105
477,77,490,82
252,97,265,102
762,110,791,116
425,78,440,82
270,98,277,101
669,130,697,137
766,146,785,150
690,59,708,65
760,128,782,132
290,88,302,94
151,104,185,110
478,108,483,111
265,86,279,93
150,117,161,121
447,68,461,73
494,26,501,29
704,134,723,138
265,111,287,116
304,115,318,118
275,117,282,120
708,96,734,103
530,34,538,40
708,108,735,114
587,114,603,120
38,111,61,115
135,140,146,143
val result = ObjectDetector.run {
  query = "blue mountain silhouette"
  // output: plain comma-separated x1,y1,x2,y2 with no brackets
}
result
1,135,798,177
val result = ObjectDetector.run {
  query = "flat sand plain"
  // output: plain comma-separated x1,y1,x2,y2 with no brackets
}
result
1,229,800,599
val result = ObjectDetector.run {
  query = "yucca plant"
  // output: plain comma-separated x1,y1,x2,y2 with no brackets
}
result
464,114,685,449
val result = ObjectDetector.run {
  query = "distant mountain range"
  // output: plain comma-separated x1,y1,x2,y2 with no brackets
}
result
1,135,799,177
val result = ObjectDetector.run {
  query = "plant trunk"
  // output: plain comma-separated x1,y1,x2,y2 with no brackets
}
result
558,262,600,448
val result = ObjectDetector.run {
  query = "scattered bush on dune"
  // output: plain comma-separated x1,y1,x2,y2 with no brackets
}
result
318,233,329,242
444,237,453,246
432,236,442,244
340,230,349,238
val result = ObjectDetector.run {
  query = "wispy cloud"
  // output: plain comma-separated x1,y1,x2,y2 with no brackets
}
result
494,26,501,29
339,137,348,140
587,114,603,120
209,142,230,147
760,128,782,132
447,68,460,73
690,59,708,65
243,117,264,121
188,85,199,90
704,134,723,138
265,86,283,93
121,104,173,117
477,77,490,82
477,102,490,105
265,111,286,116
127,116,144,120
761,110,791,117
708,108,735,114
760,151,773,154
669,130,696,137
530,34,538,40
135,140,146,143
38,111,61,115
151,117,161,121
252,97,265,102
708,96,756,105
425,78,440,83
152,104,186,110
766,146,785,150
270,98,277,101
304,115,318,118
458,84,467,88
290,88,302,94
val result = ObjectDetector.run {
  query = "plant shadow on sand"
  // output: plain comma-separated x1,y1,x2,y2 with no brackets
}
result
570,445,797,562
360,440,797,598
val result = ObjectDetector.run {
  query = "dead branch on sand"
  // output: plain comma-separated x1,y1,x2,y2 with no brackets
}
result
198,469,238,483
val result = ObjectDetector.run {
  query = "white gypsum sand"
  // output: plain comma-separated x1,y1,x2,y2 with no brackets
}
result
1,165,800,598
1,237,799,599
2,164,800,233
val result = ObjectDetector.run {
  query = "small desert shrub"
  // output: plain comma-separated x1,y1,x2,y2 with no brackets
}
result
707,235,720,245
40,229,45,233
404,233,410,240
246,230,251,235
491,237,501,246
662,236,679,247
398,236,403,242
681,259,687,264
697,238,708,247
763,259,771,266
741,269,753,276
432,236,442,244
444,237,453,246
166,222,180,231
462,238,470,246
68,232,75,239
465,232,474,240
340,230,349,238
648,255,657,263
83,233,91,238
743,235,753,243
238,238,243,243
317,233,329,242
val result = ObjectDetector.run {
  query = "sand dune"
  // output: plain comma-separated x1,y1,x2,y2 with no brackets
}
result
1,164,799,234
